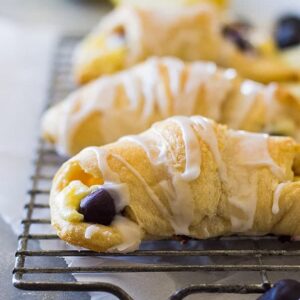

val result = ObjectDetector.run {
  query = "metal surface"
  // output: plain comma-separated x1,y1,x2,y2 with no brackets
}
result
13,36,300,300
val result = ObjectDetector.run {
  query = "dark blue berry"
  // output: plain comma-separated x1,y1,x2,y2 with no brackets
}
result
79,188,116,225
275,15,300,49
258,279,300,300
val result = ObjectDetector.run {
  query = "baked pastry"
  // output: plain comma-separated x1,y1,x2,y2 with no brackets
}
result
42,57,300,156
50,115,300,252
221,14,300,83
73,4,221,84
110,0,228,9
73,4,300,84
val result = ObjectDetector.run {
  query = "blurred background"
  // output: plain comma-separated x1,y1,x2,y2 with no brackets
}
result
0,0,300,32
0,0,112,32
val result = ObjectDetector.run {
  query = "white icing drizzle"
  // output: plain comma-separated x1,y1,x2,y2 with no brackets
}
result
108,216,142,253
178,61,234,119
57,94,81,155
262,83,278,127
92,147,119,183
226,172,258,232
164,57,185,98
91,147,130,212
87,147,142,250
120,116,201,235
226,81,281,134
93,144,179,225
121,131,195,234
120,73,140,110
223,68,237,80
192,62,233,121
53,57,237,155
228,80,263,129
57,80,117,154
272,181,290,215
228,131,285,180
225,130,285,232
151,124,178,163
172,116,275,233
191,116,227,181
203,226,210,238
83,114,286,239
140,59,161,119
110,153,173,222
123,136,194,234
121,133,167,166
159,177,194,235
85,225,99,239
121,116,285,234
171,116,201,181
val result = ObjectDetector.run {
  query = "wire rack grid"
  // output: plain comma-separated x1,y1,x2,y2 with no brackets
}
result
13,36,300,300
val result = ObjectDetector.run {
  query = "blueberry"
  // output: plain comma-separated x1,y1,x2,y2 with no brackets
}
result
222,24,254,52
79,188,116,225
275,15,300,49
257,279,300,300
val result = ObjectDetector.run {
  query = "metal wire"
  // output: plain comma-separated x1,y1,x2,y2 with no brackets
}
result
13,36,300,300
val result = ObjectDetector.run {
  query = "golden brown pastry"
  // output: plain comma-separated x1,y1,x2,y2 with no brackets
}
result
73,4,300,84
110,0,228,9
42,57,300,156
50,115,300,252
73,4,221,84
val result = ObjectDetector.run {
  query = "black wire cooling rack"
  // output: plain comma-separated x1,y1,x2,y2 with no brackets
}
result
13,36,300,300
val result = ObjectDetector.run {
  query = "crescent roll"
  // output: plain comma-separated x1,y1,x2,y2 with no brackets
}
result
111,0,228,9
50,115,300,252
42,57,300,156
73,4,300,84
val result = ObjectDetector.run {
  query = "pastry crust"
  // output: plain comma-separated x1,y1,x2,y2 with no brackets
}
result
42,57,300,156
50,116,300,252
73,4,300,84
74,4,222,84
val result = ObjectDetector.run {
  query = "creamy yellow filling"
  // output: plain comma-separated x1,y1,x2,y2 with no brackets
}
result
257,38,278,57
256,35,300,69
58,180,100,222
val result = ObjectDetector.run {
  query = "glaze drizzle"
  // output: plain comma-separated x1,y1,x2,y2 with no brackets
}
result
51,57,256,155
108,116,285,234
